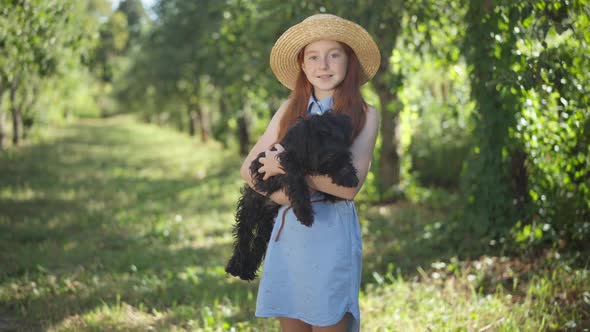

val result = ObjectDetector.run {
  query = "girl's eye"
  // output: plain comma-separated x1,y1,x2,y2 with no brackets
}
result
308,56,318,61
330,53,341,58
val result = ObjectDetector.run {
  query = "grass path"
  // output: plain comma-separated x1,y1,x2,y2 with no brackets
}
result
0,116,260,331
0,116,588,331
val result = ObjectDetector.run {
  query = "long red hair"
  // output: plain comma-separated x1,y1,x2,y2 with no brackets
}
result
275,42,367,145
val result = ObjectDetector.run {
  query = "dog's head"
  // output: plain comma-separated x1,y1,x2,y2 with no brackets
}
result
277,112,353,173
307,112,353,145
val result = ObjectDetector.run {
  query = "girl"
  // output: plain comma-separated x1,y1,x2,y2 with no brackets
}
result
240,14,380,332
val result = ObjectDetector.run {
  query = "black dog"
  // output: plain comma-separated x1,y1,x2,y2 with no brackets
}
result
225,112,359,281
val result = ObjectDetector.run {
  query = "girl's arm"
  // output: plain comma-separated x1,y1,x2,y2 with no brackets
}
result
306,105,380,200
240,100,292,206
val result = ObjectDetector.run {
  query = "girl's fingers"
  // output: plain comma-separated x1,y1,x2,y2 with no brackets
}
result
257,149,284,180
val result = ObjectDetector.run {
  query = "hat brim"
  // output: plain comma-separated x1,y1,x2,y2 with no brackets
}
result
270,15,381,90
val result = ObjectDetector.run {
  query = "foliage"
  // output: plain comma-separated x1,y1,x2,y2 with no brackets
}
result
461,0,523,240
117,0,149,46
461,0,590,250
404,60,474,189
509,0,590,250
396,2,473,190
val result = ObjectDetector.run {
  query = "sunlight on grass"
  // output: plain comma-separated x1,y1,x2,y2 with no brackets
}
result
0,186,37,200
362,254,589,331
50,302,159,332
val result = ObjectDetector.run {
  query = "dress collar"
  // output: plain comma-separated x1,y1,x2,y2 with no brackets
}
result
307,93,334,116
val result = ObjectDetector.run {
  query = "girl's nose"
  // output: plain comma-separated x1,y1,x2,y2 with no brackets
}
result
319,56,328,69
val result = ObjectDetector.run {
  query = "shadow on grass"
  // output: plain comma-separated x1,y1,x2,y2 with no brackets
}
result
359,194,498,287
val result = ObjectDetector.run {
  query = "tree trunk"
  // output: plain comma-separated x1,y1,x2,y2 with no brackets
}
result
230,87,250,156
215,97,230,148
373,55,404,201
237,115,250,156
510,148,529,217
0,78,5,150
375,89,401,193
188,108,197,137
196,106,210,143
9,80,21,146
353,5,403,202
462,0,521,236
22,83,39,140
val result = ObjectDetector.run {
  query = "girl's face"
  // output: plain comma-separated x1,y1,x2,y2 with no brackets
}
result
301,39,348,99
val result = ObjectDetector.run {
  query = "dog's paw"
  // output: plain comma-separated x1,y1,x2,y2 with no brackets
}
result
331,166,359,187
300,219,314,227
293,208,314,227
225,258,240,276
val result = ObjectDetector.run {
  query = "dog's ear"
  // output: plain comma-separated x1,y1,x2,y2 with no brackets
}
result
337,113,353,131
280,116,307,147
313,113,353,144
331,113,353,139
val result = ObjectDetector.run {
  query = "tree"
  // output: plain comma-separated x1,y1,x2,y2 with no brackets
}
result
0,0,97,147
92,11,129,83
117,0,148,49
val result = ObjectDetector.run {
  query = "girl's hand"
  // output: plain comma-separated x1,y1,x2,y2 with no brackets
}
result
258,144,286,181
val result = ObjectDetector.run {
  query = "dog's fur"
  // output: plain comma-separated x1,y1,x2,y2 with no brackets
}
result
225,112,359,281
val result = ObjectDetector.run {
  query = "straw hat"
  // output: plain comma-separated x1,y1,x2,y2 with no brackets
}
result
270,14,381,90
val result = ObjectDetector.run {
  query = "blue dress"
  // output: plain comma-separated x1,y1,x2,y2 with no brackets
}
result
255,95,363,331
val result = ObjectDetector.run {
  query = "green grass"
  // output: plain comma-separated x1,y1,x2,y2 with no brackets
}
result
0,115,588,331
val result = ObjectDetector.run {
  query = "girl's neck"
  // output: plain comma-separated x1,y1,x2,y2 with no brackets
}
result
312,89,334,100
